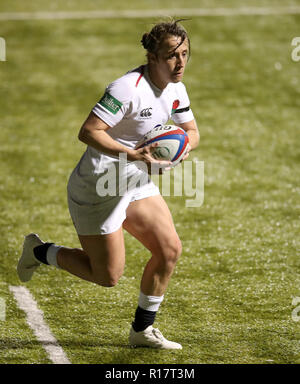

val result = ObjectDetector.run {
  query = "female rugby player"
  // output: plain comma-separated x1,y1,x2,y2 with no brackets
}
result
18,20,199,349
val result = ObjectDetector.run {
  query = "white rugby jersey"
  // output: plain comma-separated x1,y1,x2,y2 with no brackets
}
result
77,65,194,175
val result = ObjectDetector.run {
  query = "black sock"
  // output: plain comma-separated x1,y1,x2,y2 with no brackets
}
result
33,243,54,265
132,306,157,332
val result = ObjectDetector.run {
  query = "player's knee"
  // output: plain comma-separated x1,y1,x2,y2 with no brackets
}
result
101,277,119,288
92,269,123,288
170,236,182,260
93,275,119,288
161,236,182,268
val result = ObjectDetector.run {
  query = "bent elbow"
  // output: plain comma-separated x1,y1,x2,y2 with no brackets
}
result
78,125,89,143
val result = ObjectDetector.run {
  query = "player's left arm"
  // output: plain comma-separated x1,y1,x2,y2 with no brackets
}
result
177,119,200,160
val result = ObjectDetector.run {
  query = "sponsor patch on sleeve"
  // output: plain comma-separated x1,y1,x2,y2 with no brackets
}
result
99,92,123,115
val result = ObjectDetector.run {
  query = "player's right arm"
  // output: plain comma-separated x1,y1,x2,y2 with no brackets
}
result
78,76,170,168
78,111,134,159
78,112,170,168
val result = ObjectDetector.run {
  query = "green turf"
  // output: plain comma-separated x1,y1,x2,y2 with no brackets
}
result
1,0,300,12
1,1,300,364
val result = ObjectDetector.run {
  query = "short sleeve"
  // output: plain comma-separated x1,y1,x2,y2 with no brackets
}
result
171,83,194,125
92,79,132,128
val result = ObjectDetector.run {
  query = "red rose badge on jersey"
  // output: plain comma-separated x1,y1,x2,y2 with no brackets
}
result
171,99,180,114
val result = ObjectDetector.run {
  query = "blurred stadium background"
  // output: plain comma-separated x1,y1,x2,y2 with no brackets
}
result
0,0,300,364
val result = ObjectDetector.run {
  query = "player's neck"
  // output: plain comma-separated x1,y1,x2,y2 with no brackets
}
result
147,65,168,90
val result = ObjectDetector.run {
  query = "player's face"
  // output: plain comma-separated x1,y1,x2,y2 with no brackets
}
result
151,35,189,87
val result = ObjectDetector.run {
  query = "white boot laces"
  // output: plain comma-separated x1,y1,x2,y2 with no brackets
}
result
152,328,165,342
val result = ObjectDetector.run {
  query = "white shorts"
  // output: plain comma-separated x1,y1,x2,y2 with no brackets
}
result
67,155,160,235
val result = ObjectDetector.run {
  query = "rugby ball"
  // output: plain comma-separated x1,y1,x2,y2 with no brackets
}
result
136,124,189,166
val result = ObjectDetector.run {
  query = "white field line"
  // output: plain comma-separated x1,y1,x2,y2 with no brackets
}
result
9,285,71,364
0,7,300,21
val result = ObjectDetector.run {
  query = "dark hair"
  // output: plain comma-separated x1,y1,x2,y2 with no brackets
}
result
141,19,190,59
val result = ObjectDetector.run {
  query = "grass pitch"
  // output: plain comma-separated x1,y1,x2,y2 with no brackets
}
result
0,0,300,364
